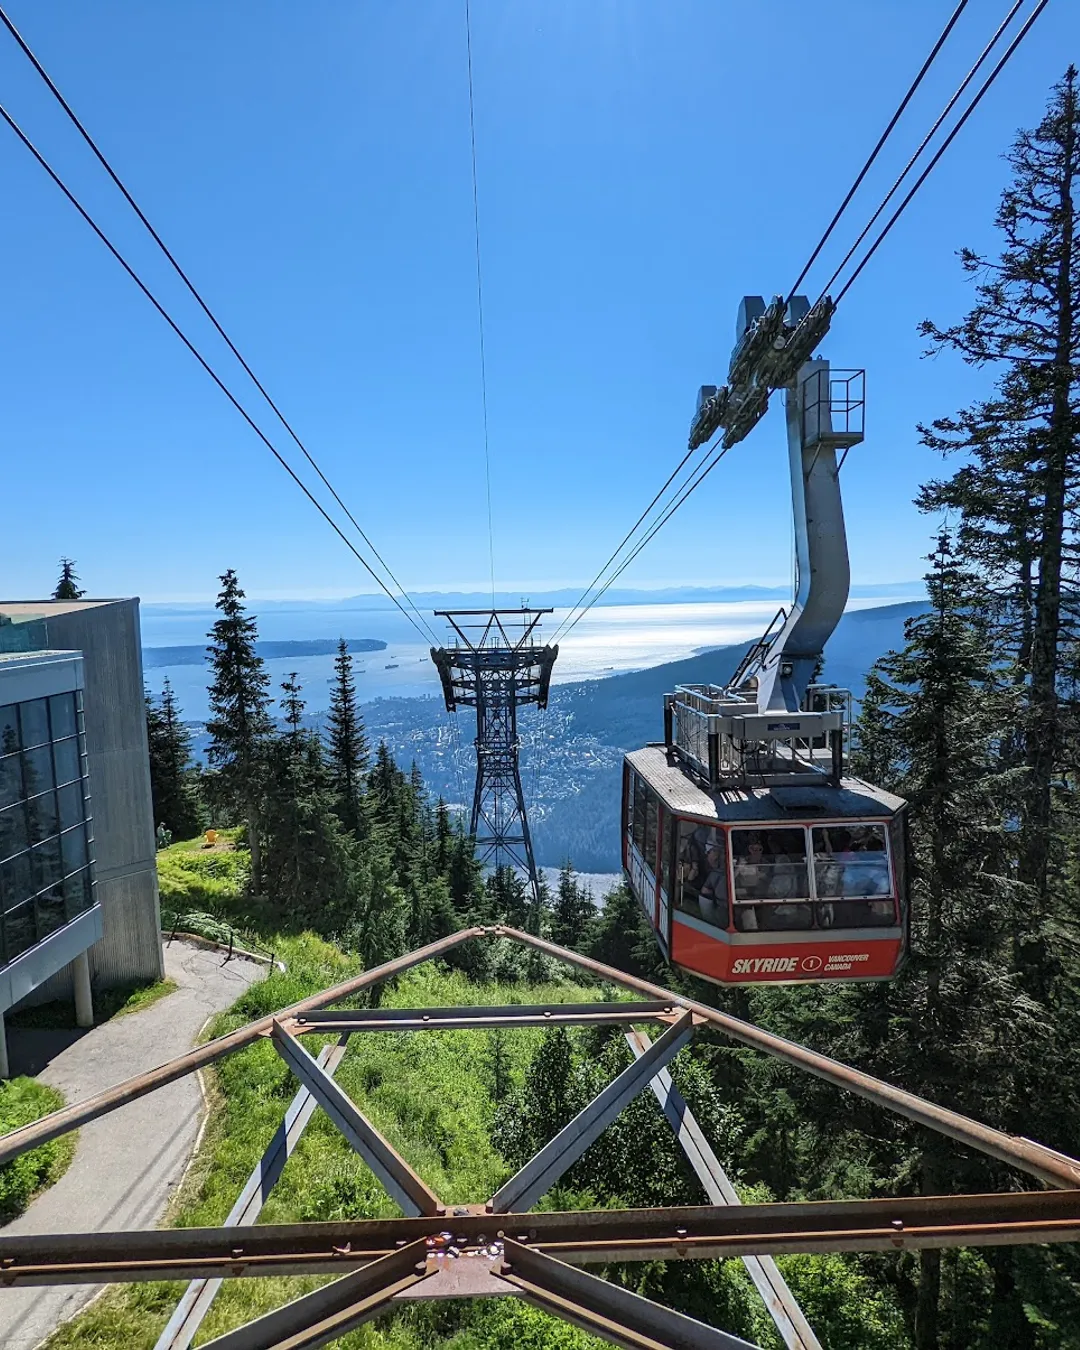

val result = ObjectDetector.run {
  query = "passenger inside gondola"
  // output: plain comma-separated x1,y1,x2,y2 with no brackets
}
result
676,824,727,927
732,829,811,931
812,825,895,926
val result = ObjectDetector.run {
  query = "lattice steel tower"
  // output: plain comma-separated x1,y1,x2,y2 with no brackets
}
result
431,609,558,896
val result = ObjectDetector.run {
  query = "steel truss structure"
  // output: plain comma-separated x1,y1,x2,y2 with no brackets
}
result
431,610,557,897
2,928,1080,1350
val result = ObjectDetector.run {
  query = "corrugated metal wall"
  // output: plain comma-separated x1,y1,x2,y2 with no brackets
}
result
41,600,164,989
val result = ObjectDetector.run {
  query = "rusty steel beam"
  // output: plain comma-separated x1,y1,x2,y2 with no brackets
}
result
490,1012,697,1214
498,1240,760,1350
271,1021,442,1218
0,927,486,1168
288,1000,677,1034
7,1192,1080,1287
491,926,1080,1191
155,1037,351,1350
625,1030,819,1350
200,1239,432,1349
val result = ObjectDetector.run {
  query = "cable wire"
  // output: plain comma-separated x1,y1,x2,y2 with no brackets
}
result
833,0,1049,305
0,100,436,643
559,0,1047,645
817,0,1029,305
464,0,496,601
550,439,707,643
0,3,438,646
559,436,735,642
786,0,970,301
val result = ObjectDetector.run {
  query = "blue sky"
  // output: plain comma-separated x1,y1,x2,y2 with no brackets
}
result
1,1,1075,602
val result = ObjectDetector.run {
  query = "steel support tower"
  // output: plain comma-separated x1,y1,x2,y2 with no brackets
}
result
431,609,557,896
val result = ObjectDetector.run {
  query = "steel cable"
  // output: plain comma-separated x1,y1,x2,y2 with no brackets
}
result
786,0,971,301
817,0,1030,305
833,0,1049,305
0,101,435,644
0,4,438,645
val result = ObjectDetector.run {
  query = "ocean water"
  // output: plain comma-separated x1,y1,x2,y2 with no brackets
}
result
141,597,906,722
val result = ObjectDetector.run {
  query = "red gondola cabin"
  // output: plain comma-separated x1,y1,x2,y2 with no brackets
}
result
623,744,907,986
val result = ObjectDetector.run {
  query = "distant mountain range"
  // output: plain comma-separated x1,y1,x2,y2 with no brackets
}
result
143,638,387,669
143,582,921,615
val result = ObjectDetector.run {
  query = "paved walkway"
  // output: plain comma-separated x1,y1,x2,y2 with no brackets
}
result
0,941,262,1350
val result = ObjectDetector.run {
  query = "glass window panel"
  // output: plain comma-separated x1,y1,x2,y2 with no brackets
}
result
35,886,68,940
26,791,59,846
63,868,92,920
676,821,728,928
22,745,54,797
0,851,32,911
632,776,647,854
660,813,673,898
0,753,23,811
812,825,892,899
57,781,85,832
3,900,37,960
644,794,659,874
19,699,49,749
31,836,63,892
731,828,811,931
0,705,18,754
48,694,77,741
53,737,80,787
60,826,88,876
0,803,28,862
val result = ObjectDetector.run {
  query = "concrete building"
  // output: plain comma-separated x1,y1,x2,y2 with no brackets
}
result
0,599,163,1072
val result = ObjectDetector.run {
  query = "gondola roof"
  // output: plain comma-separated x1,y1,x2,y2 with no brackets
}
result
627,745,905,823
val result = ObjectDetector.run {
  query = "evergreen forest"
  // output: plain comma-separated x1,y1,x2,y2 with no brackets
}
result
118,72,1080,1350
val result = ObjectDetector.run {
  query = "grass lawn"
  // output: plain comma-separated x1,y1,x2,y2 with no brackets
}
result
0,1078,77,1225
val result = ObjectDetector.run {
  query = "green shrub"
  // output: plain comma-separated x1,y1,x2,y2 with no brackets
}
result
0,1078,76,1224
156,847,248,913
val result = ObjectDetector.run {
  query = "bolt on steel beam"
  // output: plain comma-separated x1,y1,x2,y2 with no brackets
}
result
0,926,486,1169
489,1012,696,1214
199,1239,432,1350
625,1030,819,1350
499,1239,760,1350
492,926,1080,1191
6,1191,1080,1286
155,1036,351,1350
271,1021,442,1218
289,1001,678,1034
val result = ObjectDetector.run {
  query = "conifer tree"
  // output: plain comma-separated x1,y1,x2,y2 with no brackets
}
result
550,861,595,951
280,673,305,746
434,798,453,874
53,558,85,601
585,881,666,981
917,68,1080,959
145,677,202,839
262,675,356,929
205,569,273,889
325,639,370,835
849,538,1044,1348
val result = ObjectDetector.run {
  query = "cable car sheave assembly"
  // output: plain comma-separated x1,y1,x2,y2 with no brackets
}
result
2,925,1080,1350
623,297,908,987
